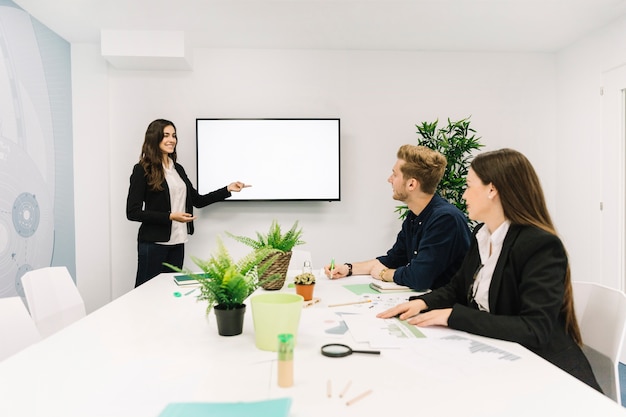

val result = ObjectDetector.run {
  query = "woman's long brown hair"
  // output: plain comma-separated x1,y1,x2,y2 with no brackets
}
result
470,148,581,345
139,119,177,192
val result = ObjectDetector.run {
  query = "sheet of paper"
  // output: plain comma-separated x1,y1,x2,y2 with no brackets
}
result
385,334,523,383
341,315,425,348
334,291,415,312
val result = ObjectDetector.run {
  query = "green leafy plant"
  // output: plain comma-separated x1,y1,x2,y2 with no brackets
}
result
293,272,316,285
226,220,305,252
396,116,483,221
166,238,281,314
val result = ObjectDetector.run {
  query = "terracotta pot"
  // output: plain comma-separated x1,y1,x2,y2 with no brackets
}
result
294,284,315,301
213,303,246,336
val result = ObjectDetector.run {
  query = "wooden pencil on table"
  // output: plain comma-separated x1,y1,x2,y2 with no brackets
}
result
328,299,371,308
346,389,372,406
339,380,352,398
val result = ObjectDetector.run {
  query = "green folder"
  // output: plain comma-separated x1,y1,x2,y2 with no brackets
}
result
158,398,292,417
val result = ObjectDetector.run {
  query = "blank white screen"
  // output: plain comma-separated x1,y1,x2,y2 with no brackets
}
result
196,119,340,201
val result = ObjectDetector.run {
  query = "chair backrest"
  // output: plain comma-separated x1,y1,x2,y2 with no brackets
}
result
572,281,626,404
0,297,41,361
20,267,86,338
288,250,313,273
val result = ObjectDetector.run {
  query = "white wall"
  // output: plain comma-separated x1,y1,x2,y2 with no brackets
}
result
556,15,626,290
555,16,626,362
71,43,112,312
70,47,557,312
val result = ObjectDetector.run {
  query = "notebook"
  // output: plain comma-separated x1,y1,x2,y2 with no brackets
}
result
369,281,413,292
369,280,430,294
173,273,207,286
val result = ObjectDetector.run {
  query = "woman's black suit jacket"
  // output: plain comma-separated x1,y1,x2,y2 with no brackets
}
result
418,224,601,391
126,162,231,243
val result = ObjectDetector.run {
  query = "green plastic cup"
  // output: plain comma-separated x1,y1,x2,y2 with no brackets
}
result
250,293,304,351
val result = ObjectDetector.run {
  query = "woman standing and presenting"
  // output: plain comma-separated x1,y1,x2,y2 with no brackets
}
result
378,148,601,391
127,119,250,287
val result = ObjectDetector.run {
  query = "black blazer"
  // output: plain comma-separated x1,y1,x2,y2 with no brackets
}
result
419,224,600,391
126,162,231,243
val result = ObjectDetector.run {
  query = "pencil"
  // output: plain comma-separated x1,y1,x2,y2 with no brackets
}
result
302,298,320,308
346,389,372,406
303,298,320,308
339,380,352,398
328,299,372,308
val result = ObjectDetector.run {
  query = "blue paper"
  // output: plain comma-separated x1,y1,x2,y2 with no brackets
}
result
158,398,292,417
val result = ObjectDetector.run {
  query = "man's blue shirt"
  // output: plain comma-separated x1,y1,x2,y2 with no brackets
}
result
377,195,471,290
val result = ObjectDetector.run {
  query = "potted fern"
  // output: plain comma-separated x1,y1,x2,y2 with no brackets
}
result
166,237,281,336
226,220,305,290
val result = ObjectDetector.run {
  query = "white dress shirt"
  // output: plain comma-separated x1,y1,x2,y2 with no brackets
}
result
471,220,511,312
162,159,188,245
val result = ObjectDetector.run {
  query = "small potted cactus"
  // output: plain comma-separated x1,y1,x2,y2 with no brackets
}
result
293,272,316,301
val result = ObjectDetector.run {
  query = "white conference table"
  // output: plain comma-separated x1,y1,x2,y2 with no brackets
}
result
0,272,625,417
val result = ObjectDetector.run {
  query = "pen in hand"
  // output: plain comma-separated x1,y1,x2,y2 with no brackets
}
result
329,258,335,279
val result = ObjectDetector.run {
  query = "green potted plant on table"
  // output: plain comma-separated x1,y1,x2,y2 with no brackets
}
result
293,272,316,301
166,238,281,336
226,220,305,291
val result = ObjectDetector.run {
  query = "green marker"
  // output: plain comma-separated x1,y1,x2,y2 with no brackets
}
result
329,258,335,279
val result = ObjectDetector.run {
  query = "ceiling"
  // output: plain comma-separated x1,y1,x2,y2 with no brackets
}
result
11,0,626,53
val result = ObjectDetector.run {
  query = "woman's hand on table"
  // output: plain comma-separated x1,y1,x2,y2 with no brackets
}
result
377,300,452,327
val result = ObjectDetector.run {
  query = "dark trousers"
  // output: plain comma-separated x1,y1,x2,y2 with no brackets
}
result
135,242,184,288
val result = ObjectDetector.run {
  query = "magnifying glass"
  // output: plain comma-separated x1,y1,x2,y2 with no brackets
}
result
320,343,381,358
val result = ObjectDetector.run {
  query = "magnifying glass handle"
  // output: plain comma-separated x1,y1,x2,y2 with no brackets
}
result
351,350,381,355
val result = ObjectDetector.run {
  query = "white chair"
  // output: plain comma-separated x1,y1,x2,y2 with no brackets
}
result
288,249,313,273
572,281,626,404
0,297,41,361
20,267,86,338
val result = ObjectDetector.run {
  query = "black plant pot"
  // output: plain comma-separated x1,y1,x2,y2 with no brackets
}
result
213,304,246,336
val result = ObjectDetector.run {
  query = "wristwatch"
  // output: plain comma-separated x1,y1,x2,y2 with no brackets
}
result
344,263,353,276
379,268,389,281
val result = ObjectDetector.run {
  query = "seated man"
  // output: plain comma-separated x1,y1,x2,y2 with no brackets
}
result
324,144,471,290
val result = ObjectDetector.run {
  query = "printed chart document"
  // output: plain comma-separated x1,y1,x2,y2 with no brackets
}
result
341,315,426,348
388,333,523,383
